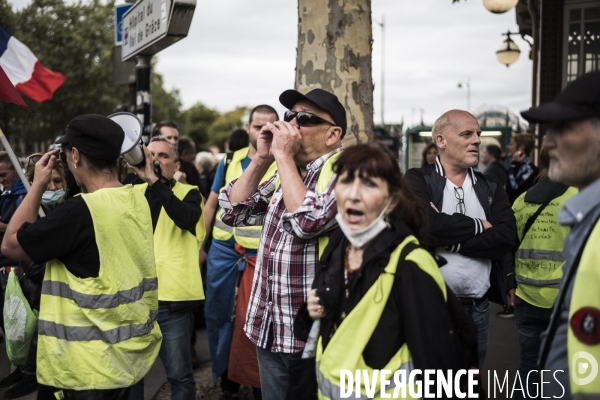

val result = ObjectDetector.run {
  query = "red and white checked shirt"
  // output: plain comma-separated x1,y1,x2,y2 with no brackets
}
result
218,148,340,353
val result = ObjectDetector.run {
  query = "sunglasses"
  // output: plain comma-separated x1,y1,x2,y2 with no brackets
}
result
26,153,43,165
59,151,67,164
283,110,335,127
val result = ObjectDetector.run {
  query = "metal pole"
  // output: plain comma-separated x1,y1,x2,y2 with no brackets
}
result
0,129,45,217
135,55,152,144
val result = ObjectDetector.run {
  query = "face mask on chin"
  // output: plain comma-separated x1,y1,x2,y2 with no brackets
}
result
42,189,65,207
335,199,392,249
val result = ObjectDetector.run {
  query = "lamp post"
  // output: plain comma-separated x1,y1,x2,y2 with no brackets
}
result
482,0,519,14
457,78,471,112
496,30,521,67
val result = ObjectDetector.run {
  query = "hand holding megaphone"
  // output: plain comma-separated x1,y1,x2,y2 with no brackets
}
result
108,112,162,183
127,144,161,185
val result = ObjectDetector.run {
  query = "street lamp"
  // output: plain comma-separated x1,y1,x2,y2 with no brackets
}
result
483,0,519,14
457,79,471,112
496,31,521,67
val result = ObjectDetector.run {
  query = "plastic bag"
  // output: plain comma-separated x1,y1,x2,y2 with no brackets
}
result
3,270,38,366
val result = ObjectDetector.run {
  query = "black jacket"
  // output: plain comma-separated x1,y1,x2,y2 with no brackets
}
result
404,160,516,305
295,221,462,372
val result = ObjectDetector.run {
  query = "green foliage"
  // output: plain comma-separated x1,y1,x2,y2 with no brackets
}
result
180,102,219,150
0,0,247,155
206,107,248,151
152,71,182,123
0,0,128,153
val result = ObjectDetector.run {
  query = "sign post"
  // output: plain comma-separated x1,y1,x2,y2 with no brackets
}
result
120,0,196,141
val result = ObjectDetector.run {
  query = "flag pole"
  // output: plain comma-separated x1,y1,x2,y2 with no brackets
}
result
0,127,45,217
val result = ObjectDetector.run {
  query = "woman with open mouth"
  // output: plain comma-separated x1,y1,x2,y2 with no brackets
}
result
294,143,474,399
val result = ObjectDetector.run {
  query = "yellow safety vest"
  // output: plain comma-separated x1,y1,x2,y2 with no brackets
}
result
135,181,206,301
316,236,447,399
212,147,277,249
513,187,577,308
37,186,162,390
568,218,600,398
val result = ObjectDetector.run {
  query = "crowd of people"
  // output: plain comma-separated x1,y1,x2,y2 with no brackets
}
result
0,70,598,400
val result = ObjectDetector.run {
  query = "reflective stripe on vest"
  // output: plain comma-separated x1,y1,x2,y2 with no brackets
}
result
316,235,446,399
568,218,600,397
515,276,561,288
513,187,577,308
38,309,158,344
213,147,276,249
40,277,158,309
515,248,565,262
135,181,206,301
37,186,162,390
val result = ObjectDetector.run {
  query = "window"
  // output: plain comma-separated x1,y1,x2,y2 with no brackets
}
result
563,1,600,86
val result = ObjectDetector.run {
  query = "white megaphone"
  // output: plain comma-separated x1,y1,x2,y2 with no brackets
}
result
108,112,146,167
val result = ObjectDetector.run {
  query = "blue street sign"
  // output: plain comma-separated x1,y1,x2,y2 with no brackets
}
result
115,4,133,45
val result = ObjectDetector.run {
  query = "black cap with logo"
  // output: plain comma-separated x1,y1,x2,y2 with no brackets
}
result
279,88,347,137
521,72,600,123
56,115,124,161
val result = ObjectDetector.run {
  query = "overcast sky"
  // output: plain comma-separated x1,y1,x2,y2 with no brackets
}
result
8,0,532,127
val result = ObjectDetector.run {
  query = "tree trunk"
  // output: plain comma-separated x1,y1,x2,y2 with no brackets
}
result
295,0,374,145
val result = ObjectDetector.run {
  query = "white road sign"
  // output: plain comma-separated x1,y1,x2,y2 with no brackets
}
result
122,0,172,61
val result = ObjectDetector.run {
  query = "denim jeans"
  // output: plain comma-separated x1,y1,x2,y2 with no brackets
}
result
513,301,553,399
256,346,292,400
462,297,490,368
130,304,196,400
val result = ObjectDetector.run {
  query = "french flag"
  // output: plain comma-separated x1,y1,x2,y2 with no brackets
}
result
0,25,65,103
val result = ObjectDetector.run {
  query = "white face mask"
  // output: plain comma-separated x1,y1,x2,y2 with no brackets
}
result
335,199,392,248
42,189,65,206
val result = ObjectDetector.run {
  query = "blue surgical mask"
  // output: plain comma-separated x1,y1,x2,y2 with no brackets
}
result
42,189,65,206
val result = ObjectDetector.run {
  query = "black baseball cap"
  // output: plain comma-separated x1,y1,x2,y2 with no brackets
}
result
521,72,600,123
279,88,347,137
56,115,124,161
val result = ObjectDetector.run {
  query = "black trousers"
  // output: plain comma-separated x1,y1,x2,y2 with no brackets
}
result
37,385,130,400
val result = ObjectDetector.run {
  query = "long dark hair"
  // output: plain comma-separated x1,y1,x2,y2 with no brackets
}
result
333,143,429,242
421,141,437,167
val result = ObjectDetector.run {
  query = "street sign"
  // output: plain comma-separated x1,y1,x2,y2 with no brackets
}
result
122,0,171,60
114,4,133,45
121,0,196,61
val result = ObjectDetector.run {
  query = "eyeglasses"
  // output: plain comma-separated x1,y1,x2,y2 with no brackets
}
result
454,187,466,214
26,153,43,166
283,110,335,127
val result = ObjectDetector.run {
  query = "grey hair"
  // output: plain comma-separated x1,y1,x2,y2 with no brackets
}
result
431,112,452,145
195,151,215,172
149,136,179,162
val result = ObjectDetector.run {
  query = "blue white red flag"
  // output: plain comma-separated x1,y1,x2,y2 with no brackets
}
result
0,25,65,103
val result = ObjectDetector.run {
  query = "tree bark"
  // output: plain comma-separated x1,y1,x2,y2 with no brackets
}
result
295,0,374,145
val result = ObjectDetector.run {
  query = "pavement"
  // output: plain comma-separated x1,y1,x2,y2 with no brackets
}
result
0,302,521,400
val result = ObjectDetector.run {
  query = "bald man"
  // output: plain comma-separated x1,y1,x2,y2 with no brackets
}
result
405,110,516,367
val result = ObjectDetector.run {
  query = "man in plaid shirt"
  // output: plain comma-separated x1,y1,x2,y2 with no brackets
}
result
218,88,346,400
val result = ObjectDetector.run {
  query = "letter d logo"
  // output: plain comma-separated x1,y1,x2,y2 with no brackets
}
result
572,351,599,386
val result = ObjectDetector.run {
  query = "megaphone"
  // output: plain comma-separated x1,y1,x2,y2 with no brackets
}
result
108,112,145,167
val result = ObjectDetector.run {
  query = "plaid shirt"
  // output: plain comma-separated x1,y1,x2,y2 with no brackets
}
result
218,148,340,353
